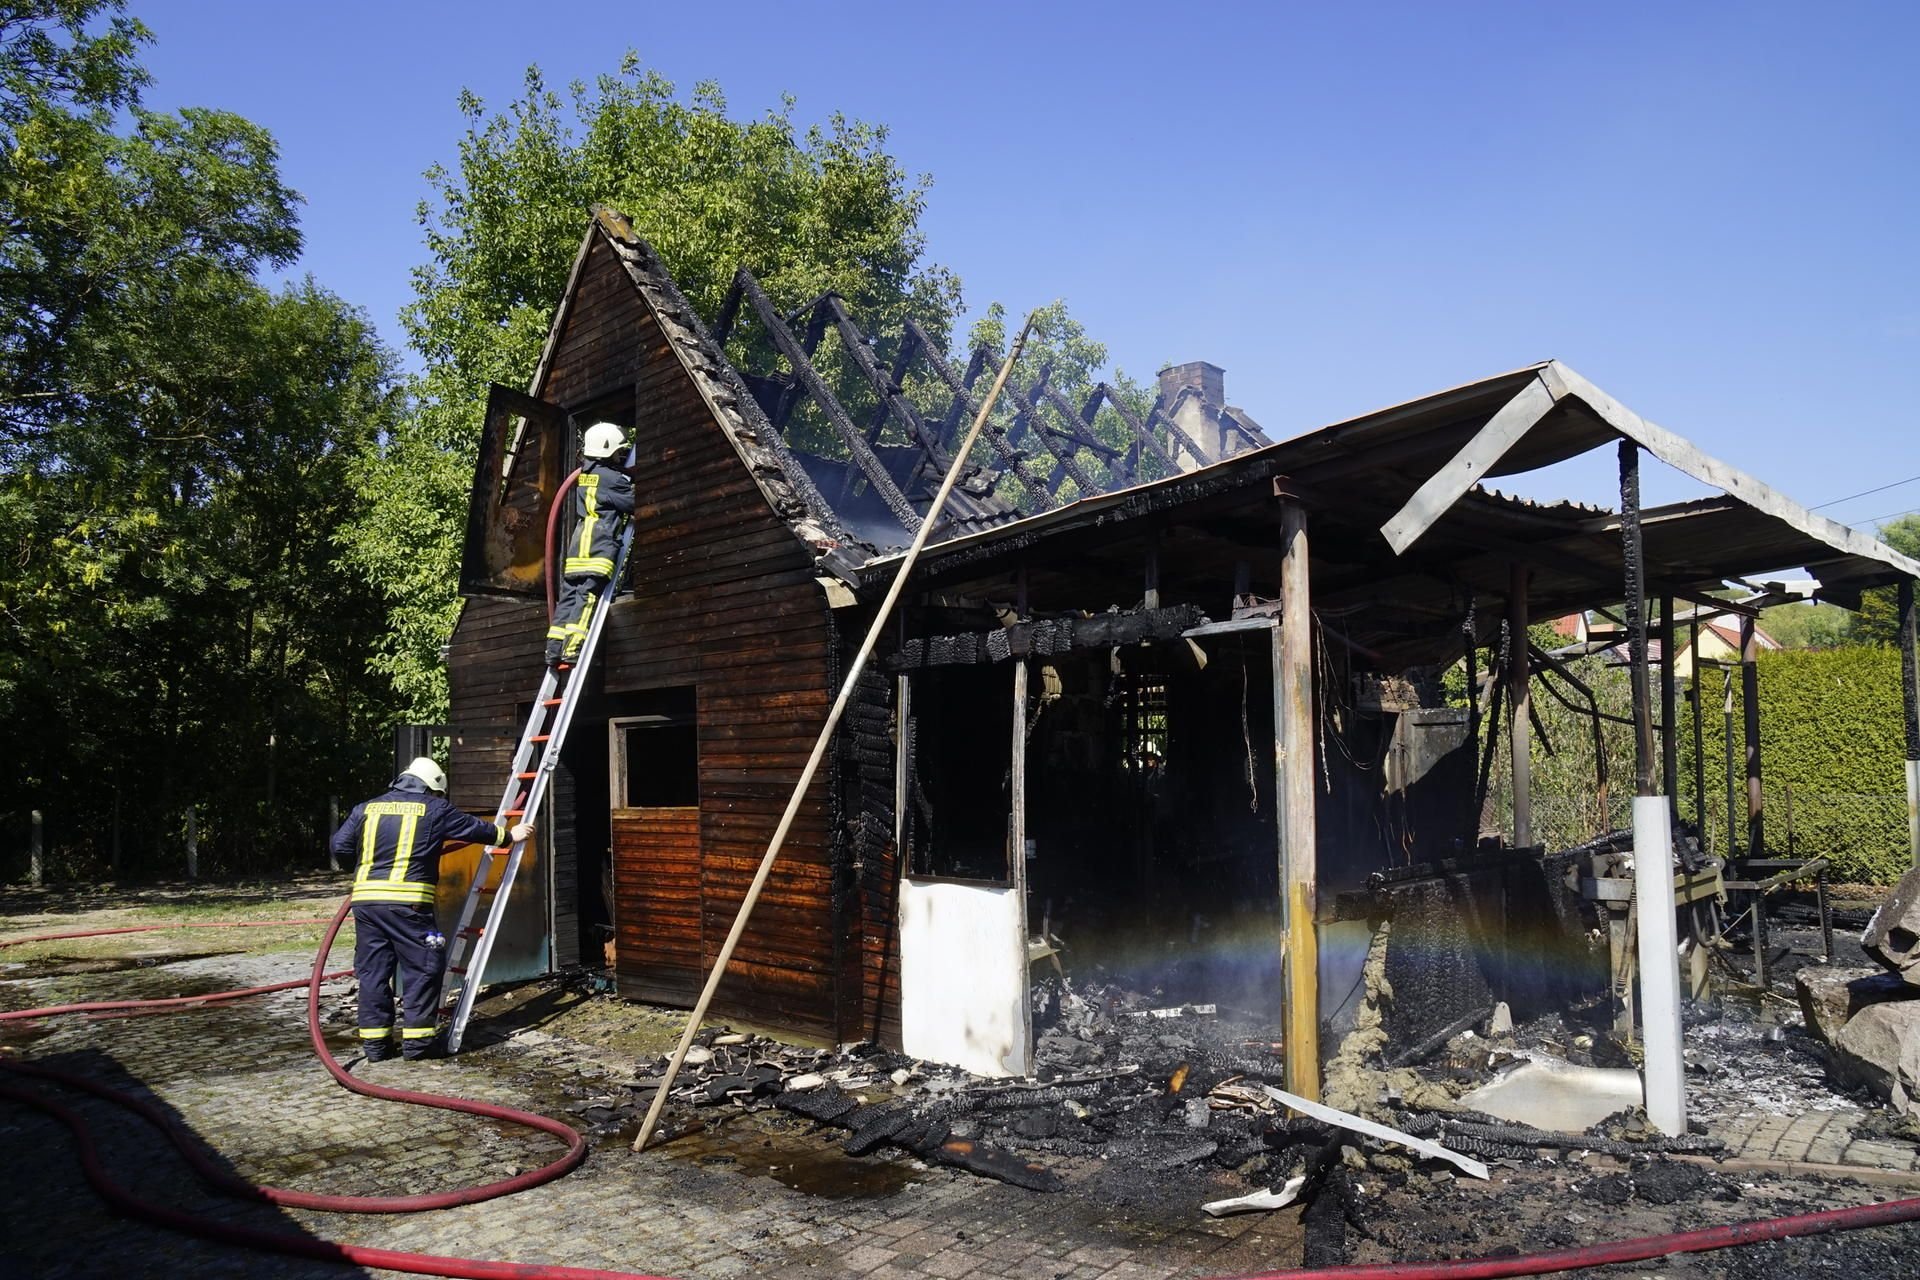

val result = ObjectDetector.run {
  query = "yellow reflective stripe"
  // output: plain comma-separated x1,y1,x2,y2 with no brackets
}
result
358,1028,393,1039
401,1027,439,1040
562,556,614,576
494,824,510,847
388,810,421,884
545,624,568,639
349,883,437,905
356,813,379,884
575,474,599,561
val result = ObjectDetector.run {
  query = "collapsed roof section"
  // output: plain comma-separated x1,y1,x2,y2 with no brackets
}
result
854,361,1920,668
494,210,1915,656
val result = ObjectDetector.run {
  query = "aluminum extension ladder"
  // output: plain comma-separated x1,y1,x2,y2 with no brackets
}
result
442,463,637,1054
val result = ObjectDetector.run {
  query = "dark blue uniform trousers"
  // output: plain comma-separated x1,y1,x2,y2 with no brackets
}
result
352,901,444,1055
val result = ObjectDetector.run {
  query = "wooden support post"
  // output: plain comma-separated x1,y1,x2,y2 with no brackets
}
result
893,676,912,866
1690,615,1707,850
29,809,42,888
1144,532,1161,611
1277,501,1319,1102
328,797,341,873
1741,614,1763,857
1010,656,1033,1073
1621,438,1685,1135
1660,596,1679,823
1621,442,1656,795
186,807,198,882
1507,565,1532,847
1901,578,1919,867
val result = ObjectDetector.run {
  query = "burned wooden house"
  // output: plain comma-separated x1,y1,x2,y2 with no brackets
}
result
444,205,1920,1111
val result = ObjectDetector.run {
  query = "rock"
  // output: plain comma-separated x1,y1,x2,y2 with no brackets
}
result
1798,966,1917,1043
1488,1002,1514,1036
1183,1096,1212,1129
1864,864,1920,984
1834,1000,1920,1113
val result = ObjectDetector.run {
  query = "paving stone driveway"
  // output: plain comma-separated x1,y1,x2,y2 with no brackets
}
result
0,949,1303,1280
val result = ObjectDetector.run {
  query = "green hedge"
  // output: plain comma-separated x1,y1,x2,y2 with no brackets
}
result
1683,646,1910,884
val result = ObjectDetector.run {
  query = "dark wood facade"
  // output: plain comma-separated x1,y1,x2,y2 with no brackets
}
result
448,226,878,1046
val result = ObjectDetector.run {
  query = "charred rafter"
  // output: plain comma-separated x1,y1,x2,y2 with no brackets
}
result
999,366,1100,498
1093,385,1184,474
906,318,1058,512
730,268,922,533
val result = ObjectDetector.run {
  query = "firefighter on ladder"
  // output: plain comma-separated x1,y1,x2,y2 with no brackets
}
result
330,757,536,1060
546,421,635,668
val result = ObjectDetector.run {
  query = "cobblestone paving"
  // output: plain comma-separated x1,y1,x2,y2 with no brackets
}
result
0,950,1303,1280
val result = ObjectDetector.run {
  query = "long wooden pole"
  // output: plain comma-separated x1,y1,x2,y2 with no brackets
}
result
634,315,1038,1151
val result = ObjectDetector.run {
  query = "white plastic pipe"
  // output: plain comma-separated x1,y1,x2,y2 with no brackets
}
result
1634,795,1687,1136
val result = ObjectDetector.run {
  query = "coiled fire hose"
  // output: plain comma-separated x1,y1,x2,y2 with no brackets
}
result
4,904,1920,1278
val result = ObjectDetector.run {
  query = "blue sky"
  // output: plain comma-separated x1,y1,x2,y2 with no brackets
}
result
138,2,1917,521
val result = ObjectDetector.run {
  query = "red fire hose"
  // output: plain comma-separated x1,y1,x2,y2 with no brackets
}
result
5,906,1920,1278
546,467,583,621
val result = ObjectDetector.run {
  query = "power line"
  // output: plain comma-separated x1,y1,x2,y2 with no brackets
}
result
1856,504,1920,528
1812,473,1920,511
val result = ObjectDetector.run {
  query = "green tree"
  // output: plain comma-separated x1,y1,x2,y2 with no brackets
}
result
347,59,965,716
1854,514,1920,646
1760,600,1855,649
0,1,401,878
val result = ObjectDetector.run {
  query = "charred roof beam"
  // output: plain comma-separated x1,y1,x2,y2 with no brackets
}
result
1093,386,1192,474
905,318,1058,512
812,295,979,504
998,365,1101,498
732,268,922,534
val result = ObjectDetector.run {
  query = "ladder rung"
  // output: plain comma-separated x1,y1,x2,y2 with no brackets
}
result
459,927,484,938
448,965,468,975
502,810,523,817
516,772,536,779
529,735,550,743
541,698,563,707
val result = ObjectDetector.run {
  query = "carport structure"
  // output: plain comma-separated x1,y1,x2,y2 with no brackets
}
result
861,358,1920,1130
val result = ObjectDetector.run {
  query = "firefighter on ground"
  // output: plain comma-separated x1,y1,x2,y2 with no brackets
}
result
329,756,535,1061
546,421,635,667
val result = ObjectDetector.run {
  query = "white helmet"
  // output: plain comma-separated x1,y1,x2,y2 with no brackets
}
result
583,422,626,460
401,756,447,794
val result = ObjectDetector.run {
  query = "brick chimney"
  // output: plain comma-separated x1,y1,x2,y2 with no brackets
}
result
1157,361,1227,472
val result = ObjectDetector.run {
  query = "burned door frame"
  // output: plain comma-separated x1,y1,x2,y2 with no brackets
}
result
894,661,1034,1077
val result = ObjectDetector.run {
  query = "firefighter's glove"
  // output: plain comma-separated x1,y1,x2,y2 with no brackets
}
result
510,822,536,844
